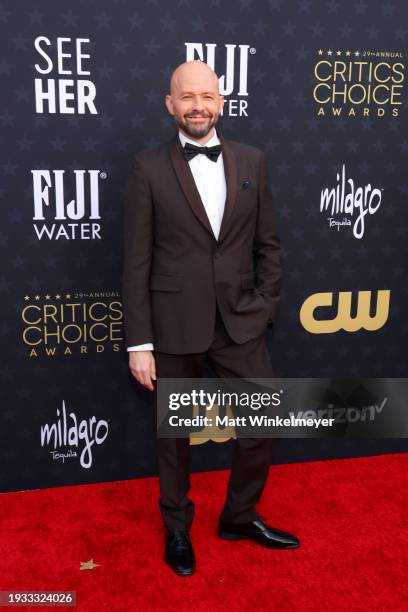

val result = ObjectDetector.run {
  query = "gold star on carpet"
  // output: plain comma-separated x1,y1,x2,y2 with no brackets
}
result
80,559,100,571
34,295,40,300
318,49,323,55
24,295,30,301
55,293,61,300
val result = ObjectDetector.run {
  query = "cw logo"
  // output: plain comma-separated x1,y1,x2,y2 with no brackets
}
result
190,404,236,445
300,290,390,334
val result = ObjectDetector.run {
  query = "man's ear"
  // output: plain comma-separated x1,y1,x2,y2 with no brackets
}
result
219,95,225,112
165,94,174,115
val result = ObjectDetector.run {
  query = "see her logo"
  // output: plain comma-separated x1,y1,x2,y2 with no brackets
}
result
34,36,97,114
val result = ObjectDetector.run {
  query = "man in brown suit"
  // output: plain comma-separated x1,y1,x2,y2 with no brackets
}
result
122,60,299,576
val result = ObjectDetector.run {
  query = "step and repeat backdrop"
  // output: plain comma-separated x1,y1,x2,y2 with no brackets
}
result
1,0,407,492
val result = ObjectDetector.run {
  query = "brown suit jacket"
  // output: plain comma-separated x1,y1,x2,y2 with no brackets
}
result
122,131,281,354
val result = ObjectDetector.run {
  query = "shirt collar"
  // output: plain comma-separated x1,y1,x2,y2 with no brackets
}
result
178,128,220,148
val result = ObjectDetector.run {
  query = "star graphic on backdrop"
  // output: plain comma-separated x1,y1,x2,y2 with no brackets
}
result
311,23,325,37
221,18,236,35
340,24,353,38
83,137,97,152
292,140,304,153
296,46,310,61
383,2,395,16
2,162,17,176
113,39,129,54
268,46,282,61
252,19,266,35
1,110,14,127
355,1,368,15
15,85,30,102
99,114,113,128
282,22,296,36
0,6,11,22
130,13,144,29
12,33,29,50
28,9,43,24
97,63,113,79
114,89,129,104
161,15,176,32
145,39,160,56
50,137,65,152
326,0,340,13
299,0,312,13
17,136,33,152
62,10,79,26
265,93,279,108
96,12,111,29
0,59,11,75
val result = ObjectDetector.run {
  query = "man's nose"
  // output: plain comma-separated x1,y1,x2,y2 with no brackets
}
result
192,97,204,111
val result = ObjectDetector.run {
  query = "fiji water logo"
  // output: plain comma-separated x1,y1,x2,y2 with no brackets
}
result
31,168,106,240
40,400,109,468
185,42,255,117
320,164,383,239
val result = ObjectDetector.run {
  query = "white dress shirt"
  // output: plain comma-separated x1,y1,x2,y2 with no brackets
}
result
127,128,227,352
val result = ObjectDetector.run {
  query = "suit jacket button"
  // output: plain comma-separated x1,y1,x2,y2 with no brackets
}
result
214,252,220,259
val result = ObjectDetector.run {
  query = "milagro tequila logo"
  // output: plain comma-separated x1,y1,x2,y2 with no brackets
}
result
31,169,107,240
185,42,254,117
320,164,383,239
40,400,109,468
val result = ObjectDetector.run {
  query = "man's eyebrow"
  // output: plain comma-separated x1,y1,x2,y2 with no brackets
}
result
179,91,216,96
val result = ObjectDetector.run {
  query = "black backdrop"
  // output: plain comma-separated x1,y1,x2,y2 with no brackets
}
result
1,0,407,493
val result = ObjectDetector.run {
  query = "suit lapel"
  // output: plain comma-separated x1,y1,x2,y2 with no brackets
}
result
169,134,214,237
168,130,238,243
218,132,238,243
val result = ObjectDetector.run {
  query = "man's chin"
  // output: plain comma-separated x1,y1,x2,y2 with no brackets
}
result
184,124,211,139
180,118,217,140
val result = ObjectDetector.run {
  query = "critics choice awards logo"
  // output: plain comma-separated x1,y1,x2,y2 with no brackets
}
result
21,291,123,357
185,42,254,117
313,48,405,118
34,36,97,114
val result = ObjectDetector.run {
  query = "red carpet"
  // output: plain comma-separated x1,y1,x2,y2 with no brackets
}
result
0,453,406,611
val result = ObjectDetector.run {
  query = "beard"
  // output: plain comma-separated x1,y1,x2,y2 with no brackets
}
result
173,110,220,140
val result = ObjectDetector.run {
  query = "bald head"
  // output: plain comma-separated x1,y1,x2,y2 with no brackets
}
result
169,60,219,96
165,60,224,143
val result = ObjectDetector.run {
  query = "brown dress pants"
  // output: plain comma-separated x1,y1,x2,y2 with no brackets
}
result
154,303,274,531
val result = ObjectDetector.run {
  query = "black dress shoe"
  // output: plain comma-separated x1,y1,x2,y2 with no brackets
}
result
164,530,195,576
219,516,300,549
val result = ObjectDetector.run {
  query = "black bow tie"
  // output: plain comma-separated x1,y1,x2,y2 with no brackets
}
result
183,142,222,162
